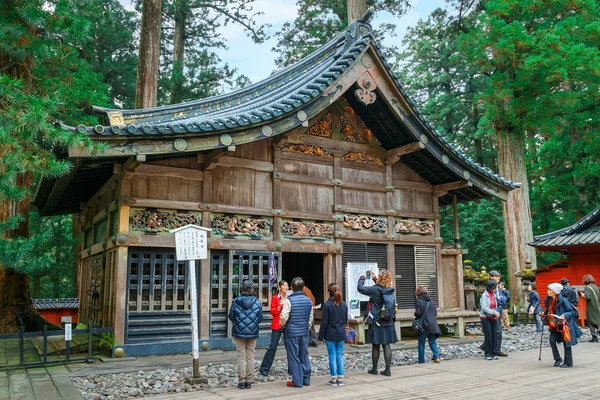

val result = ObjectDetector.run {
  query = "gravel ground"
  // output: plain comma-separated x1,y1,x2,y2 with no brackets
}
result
72,324,592,399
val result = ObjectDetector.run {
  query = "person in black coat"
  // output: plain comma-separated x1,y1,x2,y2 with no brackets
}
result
357,269,398,377
229,280,263,389
414,286,441,363
318,283,348,386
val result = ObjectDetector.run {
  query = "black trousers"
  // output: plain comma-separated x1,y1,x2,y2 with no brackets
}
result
495,314,503,352
481,318,498,357
259,329,283,375
549,331,573,366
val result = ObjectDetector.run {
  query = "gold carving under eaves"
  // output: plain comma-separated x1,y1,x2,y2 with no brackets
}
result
338,98,380,145
282,144,333,158
306,112,332,138
395,219,435,235
282,220,333,242
212,214,272,239
343,215,387,233
342,152,384,166
130,208,202,235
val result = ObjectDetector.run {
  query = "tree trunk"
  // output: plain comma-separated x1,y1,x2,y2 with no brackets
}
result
135,0,162,109
0,173,47,333
497,129,536,304
170,0,186,104
347,0,367,24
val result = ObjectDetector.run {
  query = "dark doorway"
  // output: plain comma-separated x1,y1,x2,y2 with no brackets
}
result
282,252,324,306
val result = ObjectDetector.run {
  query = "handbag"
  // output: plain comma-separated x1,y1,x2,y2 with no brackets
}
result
345,325,357,344
411,301,431,332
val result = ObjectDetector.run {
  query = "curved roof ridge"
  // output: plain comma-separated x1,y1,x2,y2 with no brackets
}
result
532,205,600,242
366,43,518,191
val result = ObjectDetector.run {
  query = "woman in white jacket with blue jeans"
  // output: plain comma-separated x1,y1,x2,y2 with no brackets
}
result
480,280,500,360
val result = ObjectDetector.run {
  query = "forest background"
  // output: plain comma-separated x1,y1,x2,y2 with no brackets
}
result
1,0,598,302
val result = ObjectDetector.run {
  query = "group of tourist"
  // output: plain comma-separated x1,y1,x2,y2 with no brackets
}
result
227,269,600,389
228,270,442,389
524,274,600,368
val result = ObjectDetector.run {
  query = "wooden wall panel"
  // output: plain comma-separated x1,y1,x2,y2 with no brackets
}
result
233,139,271,162
280,182,333,214
341,188,386,209
393,161,428,183
131,173,203,203
414,191,434,213
280,159,333,178
254,171,273,209
394,190,415,211
341,167,385,185
150,156,202,169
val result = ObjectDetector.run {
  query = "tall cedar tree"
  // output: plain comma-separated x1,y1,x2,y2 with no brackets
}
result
0,0,108,332
273,0,410,68
461,0,600,299
161,0,267,104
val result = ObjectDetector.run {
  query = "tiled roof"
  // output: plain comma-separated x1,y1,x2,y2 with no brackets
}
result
32,298,79,310
530,206,600,248
63,11,516,192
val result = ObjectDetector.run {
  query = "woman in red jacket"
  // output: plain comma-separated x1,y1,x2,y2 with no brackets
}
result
259,280,289,376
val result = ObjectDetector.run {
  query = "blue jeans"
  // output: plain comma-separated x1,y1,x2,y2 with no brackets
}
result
417,332,440,363
325,340,345,378
534,313,542,333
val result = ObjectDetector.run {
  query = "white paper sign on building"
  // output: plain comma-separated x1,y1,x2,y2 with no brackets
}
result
170,225,212,261
346,262,378,318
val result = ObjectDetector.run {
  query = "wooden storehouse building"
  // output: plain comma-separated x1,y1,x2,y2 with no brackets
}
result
530,206,600,326
34,13,517,356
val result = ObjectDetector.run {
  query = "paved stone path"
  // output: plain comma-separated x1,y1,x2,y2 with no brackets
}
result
2,339,599,399
162,343,600,399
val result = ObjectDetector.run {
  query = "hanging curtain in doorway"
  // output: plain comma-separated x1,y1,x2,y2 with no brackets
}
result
268,253,278,285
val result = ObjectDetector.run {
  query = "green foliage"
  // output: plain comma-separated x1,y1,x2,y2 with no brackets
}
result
157,0,268,104
0,0,109,273
441,198,507,276
28,213,78,298
410,0,600,278
273,0,410,68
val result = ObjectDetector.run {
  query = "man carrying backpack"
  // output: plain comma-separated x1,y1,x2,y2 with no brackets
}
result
357,269,398,377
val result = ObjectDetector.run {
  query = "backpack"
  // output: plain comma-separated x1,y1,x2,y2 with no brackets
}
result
380,291,397,321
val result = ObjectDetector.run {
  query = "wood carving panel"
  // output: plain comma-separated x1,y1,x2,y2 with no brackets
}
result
282,144,333,158
129,208,202,235
281,220,334,243
394,219,435,235
342,152,384,166
211,214,272,240
338,98,380,145
306,112,332,138
343,214,388,233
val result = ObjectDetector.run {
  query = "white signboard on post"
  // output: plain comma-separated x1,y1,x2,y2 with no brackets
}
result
64,323,72,341
170,224,211,379
346,262,378,318
170,224,209,260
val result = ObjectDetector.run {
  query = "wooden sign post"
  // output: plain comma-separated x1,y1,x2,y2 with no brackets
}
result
170,224,211,379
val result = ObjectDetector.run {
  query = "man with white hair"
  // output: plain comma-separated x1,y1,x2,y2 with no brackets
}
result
488,270,508,357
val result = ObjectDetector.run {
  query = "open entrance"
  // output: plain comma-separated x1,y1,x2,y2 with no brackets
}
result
282,252,325,305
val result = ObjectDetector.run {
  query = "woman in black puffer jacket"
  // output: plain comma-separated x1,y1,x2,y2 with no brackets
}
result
229,280,263,389
414,286,441,364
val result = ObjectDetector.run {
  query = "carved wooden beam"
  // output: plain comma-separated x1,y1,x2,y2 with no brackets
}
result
284,132,387,158
386,141,425,165
211,156,274,172
203,148,231,170
133,164,204,181
433,180,472,192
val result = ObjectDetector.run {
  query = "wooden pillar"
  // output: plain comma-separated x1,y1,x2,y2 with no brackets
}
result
452,194,459,243
114,203,130,346
432,194,445,309
199,211,211,339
